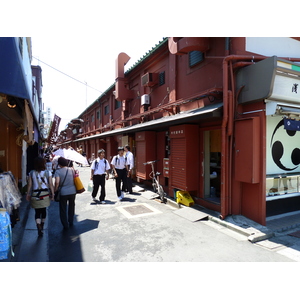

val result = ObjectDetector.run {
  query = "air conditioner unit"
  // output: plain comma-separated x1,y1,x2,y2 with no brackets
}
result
141,72,158,87
141,94,150,105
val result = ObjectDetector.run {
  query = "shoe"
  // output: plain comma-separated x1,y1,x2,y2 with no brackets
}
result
121,192,124,199
92,197,97,202
100,200,106,204
118,196,122,201
36,224,43,237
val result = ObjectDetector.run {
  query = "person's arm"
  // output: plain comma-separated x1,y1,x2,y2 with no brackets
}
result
111,157,118,177
48,174,54,200
26,174,32,201
54,176,60,192
105,160,110,180
90,161,95,180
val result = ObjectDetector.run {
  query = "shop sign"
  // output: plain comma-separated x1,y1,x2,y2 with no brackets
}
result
170,129,184,138
268,74,300,104
267,115,300,174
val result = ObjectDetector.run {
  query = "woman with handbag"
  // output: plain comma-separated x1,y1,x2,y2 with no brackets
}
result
26,156,54,237
54,157,77,229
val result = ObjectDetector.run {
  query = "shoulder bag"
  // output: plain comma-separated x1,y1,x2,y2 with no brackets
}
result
73,168,85,194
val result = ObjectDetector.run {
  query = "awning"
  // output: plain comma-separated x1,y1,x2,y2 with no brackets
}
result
0,38,31,100
74,102,223,143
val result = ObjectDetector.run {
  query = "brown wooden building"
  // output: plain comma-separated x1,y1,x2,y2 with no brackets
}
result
58,37,300,225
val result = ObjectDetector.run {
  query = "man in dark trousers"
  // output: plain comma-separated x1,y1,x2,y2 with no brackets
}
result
111,147,128,201
124,144,134,194
90,149,110,204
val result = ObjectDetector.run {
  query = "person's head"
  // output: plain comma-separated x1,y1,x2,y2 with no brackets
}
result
34,156,46,172
118,146,124,156
58,156,69,167
124,145,130,152
98,149,105,158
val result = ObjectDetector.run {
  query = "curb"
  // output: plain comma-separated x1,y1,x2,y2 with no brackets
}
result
142,189,274,243
208,215,274,243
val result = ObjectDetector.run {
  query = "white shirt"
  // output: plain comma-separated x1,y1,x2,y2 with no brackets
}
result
125,151,134,170
111,155,127,169
91,158,110,175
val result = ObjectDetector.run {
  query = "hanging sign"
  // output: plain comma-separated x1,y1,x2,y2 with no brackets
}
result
47,114,61,145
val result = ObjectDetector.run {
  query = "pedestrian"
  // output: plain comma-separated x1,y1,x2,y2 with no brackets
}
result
90,149,110,204
124,145,134,194
111,147,128,201
26,156,54,237
54,157,76,229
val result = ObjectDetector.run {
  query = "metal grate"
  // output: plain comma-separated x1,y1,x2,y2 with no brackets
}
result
189,51,203,67
159,71,165,86
123,204,153,216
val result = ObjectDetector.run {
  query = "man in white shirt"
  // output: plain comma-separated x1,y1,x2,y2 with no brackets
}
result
90,149,110,204
124,145,134,194
111,147,128,201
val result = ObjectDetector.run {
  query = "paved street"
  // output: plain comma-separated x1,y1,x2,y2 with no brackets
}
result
45,166,295,262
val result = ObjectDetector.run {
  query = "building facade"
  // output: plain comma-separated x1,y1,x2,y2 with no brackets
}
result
58,37,300,225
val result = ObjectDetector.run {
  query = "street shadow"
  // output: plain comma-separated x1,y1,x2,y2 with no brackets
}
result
119,197,137,203
48,202,100,262
89,199,117,205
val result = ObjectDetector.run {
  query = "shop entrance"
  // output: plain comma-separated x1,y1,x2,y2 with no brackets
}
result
203,130,221,203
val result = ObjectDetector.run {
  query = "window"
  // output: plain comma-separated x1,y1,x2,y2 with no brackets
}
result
189,51,203,67
159,71,165,86
91,114,94,123
104,105,109,115
18,37,23,58
96,110,100,120
115,99,121,110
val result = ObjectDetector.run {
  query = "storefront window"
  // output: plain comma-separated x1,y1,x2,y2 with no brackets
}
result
266,174,300,197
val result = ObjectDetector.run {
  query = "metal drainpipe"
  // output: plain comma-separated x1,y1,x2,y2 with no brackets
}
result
220,54,265,220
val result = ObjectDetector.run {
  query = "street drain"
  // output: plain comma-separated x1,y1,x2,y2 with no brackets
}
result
116,203,162,219
123,205,153,215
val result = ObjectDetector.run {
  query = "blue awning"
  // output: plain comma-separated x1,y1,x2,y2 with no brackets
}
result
0,37,30,99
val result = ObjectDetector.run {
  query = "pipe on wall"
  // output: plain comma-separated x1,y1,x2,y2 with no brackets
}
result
220,55,266,220
115,52,135,101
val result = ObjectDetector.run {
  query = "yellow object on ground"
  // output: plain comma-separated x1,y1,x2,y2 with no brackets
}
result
176,191,194,207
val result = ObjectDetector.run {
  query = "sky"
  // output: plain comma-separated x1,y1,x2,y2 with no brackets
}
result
31,35,165,131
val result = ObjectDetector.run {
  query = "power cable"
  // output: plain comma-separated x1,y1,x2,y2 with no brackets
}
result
32,56,103,94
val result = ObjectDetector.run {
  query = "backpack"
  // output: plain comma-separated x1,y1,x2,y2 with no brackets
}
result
94,159,108,170
114,155,127,166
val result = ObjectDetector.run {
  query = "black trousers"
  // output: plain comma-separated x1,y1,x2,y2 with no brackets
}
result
92,174,106,201
59,194,76,229
34,208,47,220
126,172,133,193
115,168,127,197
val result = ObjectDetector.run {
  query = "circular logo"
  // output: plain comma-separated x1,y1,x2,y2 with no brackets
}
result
270,119,300,171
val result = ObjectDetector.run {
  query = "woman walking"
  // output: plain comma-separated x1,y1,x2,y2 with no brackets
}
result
54,157,76,229
26,156,54,237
